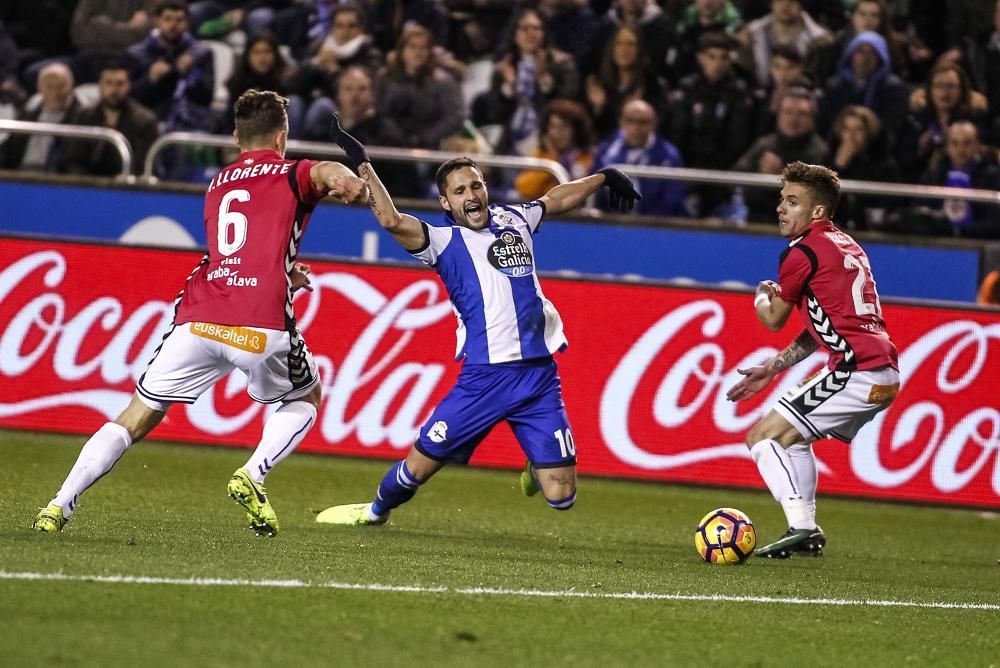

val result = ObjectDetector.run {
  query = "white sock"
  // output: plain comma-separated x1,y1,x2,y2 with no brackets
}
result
788,442,818,527
750,439,813,530
52,422,132,517
245,401,317,483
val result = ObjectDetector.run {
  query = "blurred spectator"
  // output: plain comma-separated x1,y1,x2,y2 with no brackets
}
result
2,0,78,82
224,32,299,135
0,20,27,128
594,0,674,79
732,86,828,222
591,99,687,217
961,0,1000,129
0,63,79,172
186,0,282,40
672,0,743,81
128,0,215,132
62,62,159,176
808,0,920,83
538,0,600,75
293,3,382,140
667,31,755,215
445,0,514,60
71,0,156,82
818,31,910,144
472,8,578,155
335,64,422,197
896,62,990,182
736,0,831,87
752,43,811,136
584,25,666,140
370,0,450,55
825,105,900,230
514,98,594,199
376,24,465,149
909,121,1000,238
943,0,996,64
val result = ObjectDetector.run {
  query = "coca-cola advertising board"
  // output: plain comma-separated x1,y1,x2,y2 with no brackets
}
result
2,237,998,507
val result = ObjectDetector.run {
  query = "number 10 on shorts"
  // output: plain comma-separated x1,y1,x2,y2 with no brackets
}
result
554,428,576,458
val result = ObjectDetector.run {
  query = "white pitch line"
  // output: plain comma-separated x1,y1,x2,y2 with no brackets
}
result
1,571,998,612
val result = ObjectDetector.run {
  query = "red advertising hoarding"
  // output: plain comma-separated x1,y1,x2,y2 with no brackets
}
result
2,237,998,507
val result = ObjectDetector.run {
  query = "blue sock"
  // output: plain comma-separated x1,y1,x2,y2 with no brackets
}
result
371,461,422,517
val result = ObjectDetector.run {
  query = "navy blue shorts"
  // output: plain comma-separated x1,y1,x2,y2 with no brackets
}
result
415,358,576,468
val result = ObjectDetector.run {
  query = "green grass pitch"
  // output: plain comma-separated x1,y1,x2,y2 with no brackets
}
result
2,429,998,667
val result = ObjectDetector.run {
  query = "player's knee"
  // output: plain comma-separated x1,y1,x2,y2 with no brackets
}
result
746,422,768,448
546,489,576,511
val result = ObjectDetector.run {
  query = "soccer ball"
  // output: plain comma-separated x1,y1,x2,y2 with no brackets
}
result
695,508,756,564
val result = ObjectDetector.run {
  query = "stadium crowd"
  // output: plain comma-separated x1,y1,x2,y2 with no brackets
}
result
1,0,999,238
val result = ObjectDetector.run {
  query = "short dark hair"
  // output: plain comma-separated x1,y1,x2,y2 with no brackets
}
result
98,58,131,76
435,157,481,195
781,161,840,218
234,90,289,145
770,43,803,65
155,0,188,17
697,30,733,53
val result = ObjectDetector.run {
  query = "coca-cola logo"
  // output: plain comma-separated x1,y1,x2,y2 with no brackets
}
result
598,300,1000,497
1,243,998,506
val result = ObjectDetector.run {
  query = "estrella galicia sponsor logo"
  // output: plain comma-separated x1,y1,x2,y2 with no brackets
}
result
488,229,533,277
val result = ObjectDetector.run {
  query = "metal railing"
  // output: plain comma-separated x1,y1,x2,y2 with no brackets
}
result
144,131,572,184
3,120,998,208
611,164,1000,205
0,120,133,179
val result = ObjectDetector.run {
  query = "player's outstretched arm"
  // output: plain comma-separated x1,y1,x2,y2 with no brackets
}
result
754,280,794,332
310,161,369,203
539,167,641,217
328,113,424,250
357,161,426,250
726,330,818,402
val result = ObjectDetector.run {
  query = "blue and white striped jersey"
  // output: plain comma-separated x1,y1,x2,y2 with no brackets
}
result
410,201,567,364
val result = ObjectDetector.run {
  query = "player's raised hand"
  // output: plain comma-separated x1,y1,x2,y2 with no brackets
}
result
596,167,641,212
329,113,369,168
725,366,774,402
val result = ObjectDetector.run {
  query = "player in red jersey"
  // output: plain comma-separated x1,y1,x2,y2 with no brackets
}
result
32,90,367,536
726,161,899,558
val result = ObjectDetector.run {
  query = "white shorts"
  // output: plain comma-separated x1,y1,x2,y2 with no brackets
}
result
774,366,899,442
136,321,319,411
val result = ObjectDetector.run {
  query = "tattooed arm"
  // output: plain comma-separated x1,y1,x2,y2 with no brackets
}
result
355,162,427,251
725,330,819,402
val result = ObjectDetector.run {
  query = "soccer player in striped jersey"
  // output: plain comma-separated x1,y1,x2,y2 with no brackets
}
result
32,91,368,536
726,162,899,558
316,116,641,525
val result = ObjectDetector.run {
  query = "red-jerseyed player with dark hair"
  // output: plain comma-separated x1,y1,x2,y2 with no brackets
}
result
726,161,899,558
33,90,367,536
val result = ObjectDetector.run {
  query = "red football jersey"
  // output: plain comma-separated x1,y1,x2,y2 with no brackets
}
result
777,220,898,371
175,150,324,330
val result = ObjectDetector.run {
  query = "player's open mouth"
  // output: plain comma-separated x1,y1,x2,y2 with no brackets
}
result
465,203,484,222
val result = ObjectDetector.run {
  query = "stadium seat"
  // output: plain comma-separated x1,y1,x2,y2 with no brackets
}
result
74,83,100,107
204,39,235,114
461,58,493,116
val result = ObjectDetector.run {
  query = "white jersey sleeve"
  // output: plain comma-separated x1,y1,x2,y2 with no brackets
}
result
409,222,453,266
495,201,547,236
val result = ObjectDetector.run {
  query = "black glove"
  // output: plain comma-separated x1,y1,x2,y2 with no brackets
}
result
596,167,641,212
329,113,369,168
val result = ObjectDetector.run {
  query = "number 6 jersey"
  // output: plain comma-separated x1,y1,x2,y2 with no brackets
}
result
175,150,324,330
777,220,898,371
